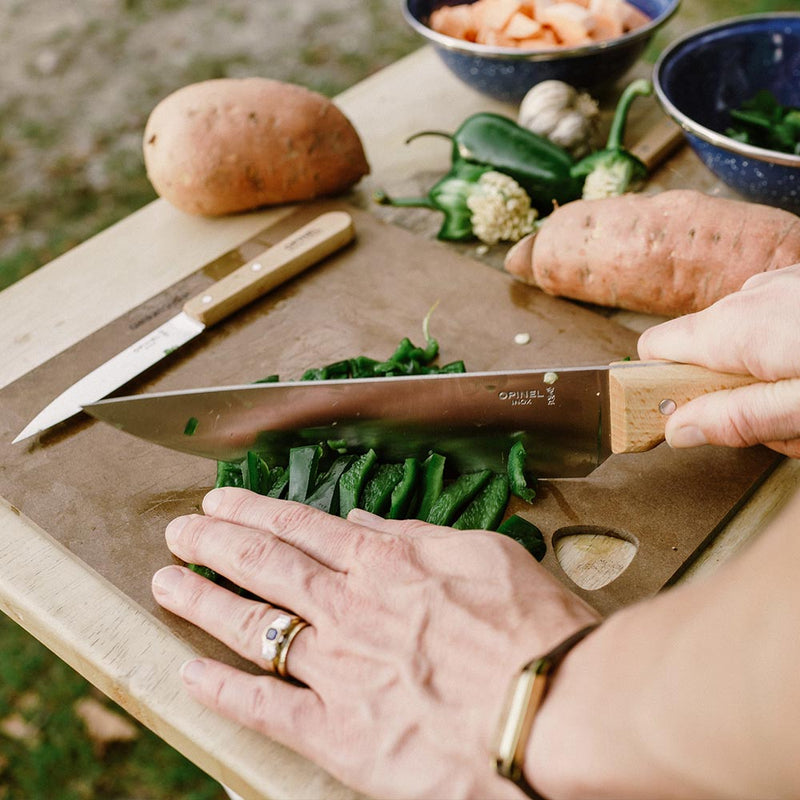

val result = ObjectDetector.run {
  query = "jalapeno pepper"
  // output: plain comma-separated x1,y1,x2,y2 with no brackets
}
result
570,79,653,198
375,112,582,240
448,113,581,211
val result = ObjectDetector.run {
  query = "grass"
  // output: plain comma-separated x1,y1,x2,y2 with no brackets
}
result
0,612,226,800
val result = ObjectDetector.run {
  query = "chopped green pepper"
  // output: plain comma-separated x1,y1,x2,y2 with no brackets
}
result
287,444,323,503
497,515,546,562
215,460,244,489
388,457,422,519
305,455,354,515
426,469,492,527
416,452,446,520
339,449,378,518
453,473,510,531
507,441,537,504
361,463,405,515
187,563,218,581
265,467,289,499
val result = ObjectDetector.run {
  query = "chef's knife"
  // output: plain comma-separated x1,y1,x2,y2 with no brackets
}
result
13,211,355,443
82,361,760,478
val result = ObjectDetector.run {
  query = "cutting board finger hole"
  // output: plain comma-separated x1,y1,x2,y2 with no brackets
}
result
552,526,639,591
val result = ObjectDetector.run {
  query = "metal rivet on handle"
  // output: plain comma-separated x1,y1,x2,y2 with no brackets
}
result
251,262,263,272
659,398,677,415
201,295,212,304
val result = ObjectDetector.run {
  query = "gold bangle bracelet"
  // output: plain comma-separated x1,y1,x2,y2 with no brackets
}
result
492,623,600,800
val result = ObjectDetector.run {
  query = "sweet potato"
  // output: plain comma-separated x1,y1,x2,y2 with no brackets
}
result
504,190,800,316
143,77,369,216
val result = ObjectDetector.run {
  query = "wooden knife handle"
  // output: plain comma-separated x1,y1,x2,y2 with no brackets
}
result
182,210,355,327
629,116,685,172
608,360,760,453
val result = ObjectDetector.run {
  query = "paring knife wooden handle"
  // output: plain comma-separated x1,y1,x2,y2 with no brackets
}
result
182,210,355,327
609,360,760,453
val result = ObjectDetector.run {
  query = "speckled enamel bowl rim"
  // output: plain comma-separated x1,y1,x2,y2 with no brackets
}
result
653,12,800,169
403,0,680,62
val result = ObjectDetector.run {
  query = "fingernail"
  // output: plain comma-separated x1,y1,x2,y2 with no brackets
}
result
180,659,206,686
165,516,188,546
348,508,384,525
152,565,184,596
667,424,708,448
203,488,224,516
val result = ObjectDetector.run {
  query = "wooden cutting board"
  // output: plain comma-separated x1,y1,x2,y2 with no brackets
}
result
0,201,779,667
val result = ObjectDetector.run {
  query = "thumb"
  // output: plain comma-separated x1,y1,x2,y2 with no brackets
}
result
665,379,800,458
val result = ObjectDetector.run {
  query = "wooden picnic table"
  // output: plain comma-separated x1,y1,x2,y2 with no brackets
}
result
1,45,798,800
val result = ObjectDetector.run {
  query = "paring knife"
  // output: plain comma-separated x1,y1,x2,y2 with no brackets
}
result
13,211,356,443
82,361,761,478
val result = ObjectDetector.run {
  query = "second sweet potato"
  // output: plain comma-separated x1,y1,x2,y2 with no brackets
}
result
504,190,800,316
144,78,370,216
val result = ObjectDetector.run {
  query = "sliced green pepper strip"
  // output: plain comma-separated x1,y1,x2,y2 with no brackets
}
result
426,469,492,527
266,468,289,499
305,455,354,515
287,444,323,503
338,449,378,518
361,463,405,515
388,458,422,519
215,460,244,489
497,515,546,561
508,441,536,503
187,563,219,582
416,452,446,520
453,473,510,531
244,451,280,494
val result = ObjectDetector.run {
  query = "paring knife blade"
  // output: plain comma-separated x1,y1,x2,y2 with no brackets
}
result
82,361,761,478
13,211,355,443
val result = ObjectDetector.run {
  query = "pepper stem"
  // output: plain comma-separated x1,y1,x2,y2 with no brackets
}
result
605,78,653,151
404,130,454,145
373,189,435,210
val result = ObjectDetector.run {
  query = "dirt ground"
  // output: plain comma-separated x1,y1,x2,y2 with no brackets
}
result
0,0,419,289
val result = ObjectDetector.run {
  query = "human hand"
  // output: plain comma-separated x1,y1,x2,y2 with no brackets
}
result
152,488,598,799
637,264,800,457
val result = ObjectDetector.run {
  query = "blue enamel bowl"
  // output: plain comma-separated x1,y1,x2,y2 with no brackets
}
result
654,13,800,214
403,0,680,103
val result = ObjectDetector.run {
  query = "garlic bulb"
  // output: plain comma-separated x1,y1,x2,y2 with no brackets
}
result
518,80,601,158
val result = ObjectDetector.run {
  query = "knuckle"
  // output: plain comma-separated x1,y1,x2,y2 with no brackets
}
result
232,602,273,650
231,532,277,580
269,500,324,536
174,514,212,554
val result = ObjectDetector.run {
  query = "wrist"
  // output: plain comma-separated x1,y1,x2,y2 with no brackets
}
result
521,610,640,800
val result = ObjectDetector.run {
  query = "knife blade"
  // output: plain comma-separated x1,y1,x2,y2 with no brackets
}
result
82,361,760,478
13,211,355,443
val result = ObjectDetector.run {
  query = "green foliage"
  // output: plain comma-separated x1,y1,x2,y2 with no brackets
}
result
0,613,225,800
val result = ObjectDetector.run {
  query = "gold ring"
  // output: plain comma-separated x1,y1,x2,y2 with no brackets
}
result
261,614,309,677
